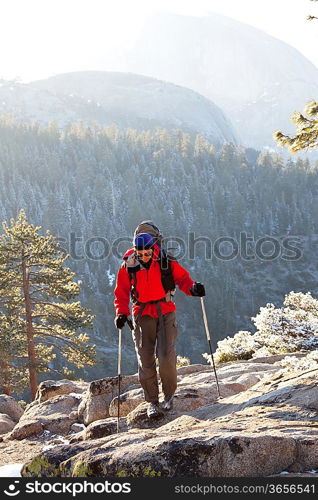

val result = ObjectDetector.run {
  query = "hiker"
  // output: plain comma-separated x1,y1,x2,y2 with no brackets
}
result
113,222,205,418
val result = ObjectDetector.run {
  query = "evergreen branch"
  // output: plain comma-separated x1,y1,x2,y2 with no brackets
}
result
32,301,72,312
40,340,73,354
32,313,63,320
33,329,83,350
40,366,74,377
274,99,318,152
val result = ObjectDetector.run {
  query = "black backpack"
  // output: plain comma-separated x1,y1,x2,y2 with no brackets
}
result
128,221,176,303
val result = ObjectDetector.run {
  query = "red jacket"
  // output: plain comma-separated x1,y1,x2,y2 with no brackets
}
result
113,244,195,318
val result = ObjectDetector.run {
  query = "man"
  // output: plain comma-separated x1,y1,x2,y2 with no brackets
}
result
113,231,205,418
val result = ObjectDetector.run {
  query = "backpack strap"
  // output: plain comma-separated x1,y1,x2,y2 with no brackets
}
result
122,252,140,304
129,270,139,304
122,247,176,303
156,248,176,296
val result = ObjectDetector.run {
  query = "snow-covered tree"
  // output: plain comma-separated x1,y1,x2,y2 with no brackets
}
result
204,291,318,364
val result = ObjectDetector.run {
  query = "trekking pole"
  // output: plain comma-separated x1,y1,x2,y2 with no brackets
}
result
117,327,122,433
200,296,221,398
117,318,134,433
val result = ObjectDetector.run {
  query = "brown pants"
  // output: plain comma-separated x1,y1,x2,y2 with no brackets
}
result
132,310,179,402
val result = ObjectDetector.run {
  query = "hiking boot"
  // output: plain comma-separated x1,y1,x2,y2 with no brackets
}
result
161,395,174,411
147,401,161,419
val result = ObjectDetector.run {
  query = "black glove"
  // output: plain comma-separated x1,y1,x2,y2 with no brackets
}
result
190,282,205,297
114,314,128,329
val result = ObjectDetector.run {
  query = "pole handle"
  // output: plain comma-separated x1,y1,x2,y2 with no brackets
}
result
127,318,134,331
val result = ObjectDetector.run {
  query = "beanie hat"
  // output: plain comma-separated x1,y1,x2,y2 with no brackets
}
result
133,233,154,249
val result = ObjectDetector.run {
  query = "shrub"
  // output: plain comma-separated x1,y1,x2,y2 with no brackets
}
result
203,331,256,364
176,355,191,367
202,291,318,364
280,351,318,373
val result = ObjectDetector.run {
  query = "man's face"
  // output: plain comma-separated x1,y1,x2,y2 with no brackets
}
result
135,248,153,263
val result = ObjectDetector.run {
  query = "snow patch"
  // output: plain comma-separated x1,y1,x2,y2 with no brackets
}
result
42,436,70,451
68,392,83,399
0,463,22,477
74,423,85,430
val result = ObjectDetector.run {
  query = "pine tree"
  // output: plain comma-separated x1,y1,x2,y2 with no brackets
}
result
273,100,318,152
273,2,318,151
0,313,14,395
307,0,318,21
0,209,97,399
0,299,28,395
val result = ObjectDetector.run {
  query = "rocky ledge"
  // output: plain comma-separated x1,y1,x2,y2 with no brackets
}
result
9,354,317,477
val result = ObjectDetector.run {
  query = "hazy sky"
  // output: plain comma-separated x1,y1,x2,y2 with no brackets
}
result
1,0,317,82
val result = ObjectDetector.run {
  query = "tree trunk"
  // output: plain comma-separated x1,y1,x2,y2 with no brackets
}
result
22,247,37,400
0,359,10,395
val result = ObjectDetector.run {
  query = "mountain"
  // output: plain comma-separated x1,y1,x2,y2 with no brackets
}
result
0,71,238,146
104,12,318,150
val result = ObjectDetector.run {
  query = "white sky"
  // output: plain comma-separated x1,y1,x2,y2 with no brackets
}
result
0,0,317,82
